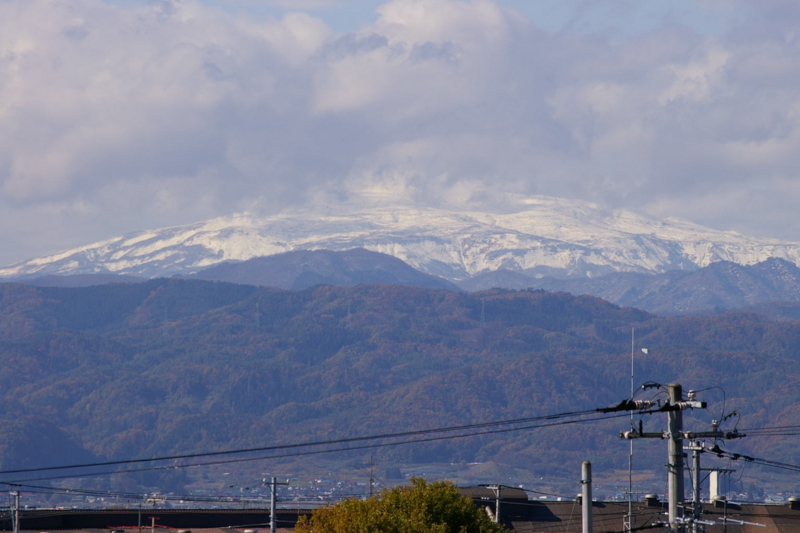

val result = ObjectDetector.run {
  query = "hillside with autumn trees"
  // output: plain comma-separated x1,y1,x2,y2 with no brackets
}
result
0,279,799,495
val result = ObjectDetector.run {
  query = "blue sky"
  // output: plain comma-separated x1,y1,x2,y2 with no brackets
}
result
0,0,799,265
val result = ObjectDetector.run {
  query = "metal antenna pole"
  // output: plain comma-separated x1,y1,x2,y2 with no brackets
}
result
693,443,701,533
625,328,634,533
630,328,635,400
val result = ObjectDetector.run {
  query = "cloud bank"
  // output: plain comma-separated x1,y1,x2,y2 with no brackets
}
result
1,0,800,264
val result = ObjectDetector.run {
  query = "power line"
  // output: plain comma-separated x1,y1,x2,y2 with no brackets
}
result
705,445,800,473
0,407,606,476
5,412,643,483
1,483,257,504
0,410,651,484
735,424,800,437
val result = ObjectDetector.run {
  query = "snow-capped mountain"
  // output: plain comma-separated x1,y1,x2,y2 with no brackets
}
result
3,195,800,281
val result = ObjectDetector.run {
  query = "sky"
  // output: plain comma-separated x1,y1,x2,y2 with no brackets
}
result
1,0,799,266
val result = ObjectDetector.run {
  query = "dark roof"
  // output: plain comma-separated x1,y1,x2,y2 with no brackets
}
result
20,529,294,533
16,500,800,533
459,486,530,501
509,500,800,533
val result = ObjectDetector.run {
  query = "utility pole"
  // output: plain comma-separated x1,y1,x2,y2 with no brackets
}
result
265,477,289,533
10,491,19,533
620,383,693,531
619,384,693,532
486,485,502,524
270,477,277,533
688,440,702,533
684,429,737,533
619,383,746,533
667,383,685,531
582,462,593,533
369,455,375,498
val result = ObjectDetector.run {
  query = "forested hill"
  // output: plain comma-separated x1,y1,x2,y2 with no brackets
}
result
0,279,799,491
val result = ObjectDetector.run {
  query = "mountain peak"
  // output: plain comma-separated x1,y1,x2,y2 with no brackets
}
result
2,196,800,282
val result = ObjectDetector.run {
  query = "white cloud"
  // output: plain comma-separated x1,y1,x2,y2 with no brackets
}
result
311,0,516,117
2,0,800,265
658,42,730,104
265,0,336,8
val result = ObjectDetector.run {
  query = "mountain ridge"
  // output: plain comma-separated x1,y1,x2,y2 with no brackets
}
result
3,196,800,282
462,257,800,315
1,279,800,494
191,248,461,291
16,251,800,316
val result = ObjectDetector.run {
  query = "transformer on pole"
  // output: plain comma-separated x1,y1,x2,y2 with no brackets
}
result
618,382,746,533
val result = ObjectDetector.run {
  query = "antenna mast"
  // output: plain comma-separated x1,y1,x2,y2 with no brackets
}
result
625,328,634,533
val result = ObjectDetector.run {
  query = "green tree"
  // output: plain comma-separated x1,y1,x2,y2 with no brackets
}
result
295,478,506,533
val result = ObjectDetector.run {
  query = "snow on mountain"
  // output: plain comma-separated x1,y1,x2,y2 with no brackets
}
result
3,195,800,281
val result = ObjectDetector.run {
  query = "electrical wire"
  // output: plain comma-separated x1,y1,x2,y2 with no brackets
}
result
705,445,800,473
0,482,270,504
1,411,650,484
6,484,657,520
735,424,800,436
521,487,571,499
0,407,611,476
563,497,578,533
527,508,665,533
693,386,726,423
